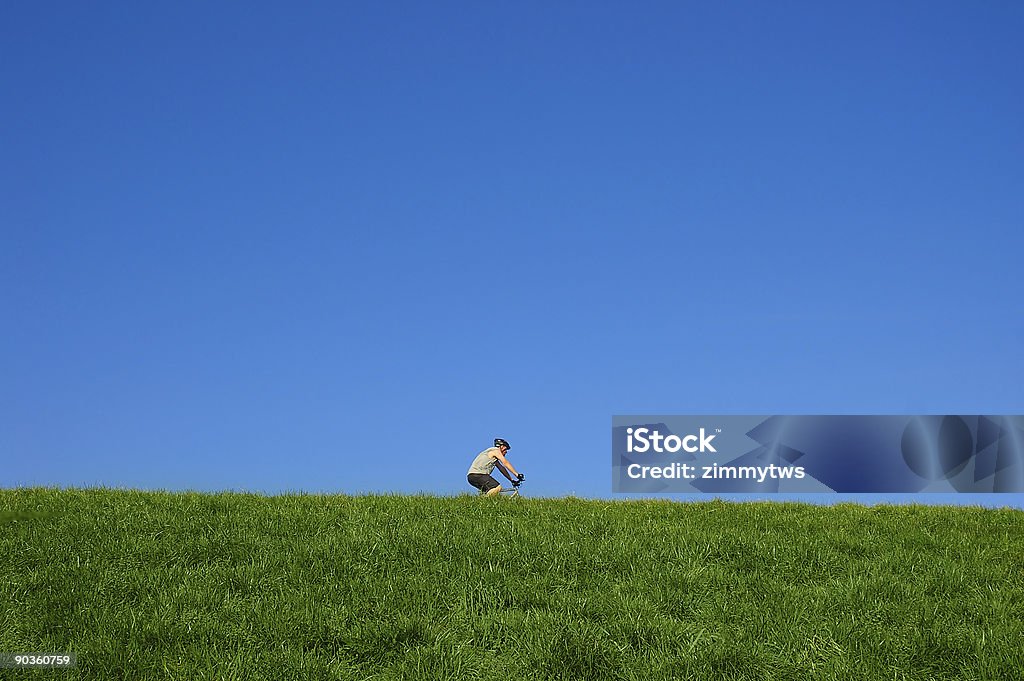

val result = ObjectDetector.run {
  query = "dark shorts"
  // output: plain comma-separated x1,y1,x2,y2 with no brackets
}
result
467,473,500,493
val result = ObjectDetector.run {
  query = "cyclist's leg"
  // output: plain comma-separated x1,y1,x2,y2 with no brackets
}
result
469,473,502,496
481,474,502,497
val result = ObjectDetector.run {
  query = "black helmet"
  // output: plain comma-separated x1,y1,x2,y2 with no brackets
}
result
494,438,511,450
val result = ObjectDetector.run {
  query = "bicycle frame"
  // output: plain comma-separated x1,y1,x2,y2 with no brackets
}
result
480,482,522,497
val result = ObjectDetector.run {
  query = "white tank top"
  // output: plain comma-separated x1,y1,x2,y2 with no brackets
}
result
467,447,500,475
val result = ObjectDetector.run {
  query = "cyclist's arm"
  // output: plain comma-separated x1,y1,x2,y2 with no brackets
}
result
492,459,515,482
493,453,520,479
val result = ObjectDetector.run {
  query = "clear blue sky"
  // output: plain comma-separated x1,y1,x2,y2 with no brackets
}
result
3,3,1022,505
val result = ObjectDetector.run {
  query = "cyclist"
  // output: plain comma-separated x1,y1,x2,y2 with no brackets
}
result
467,438,524,496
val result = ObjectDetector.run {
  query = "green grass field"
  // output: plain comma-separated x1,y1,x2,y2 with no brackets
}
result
2,489,1022,680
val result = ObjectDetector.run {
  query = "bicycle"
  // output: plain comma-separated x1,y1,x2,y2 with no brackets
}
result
499,480,523,497
481,480,523,497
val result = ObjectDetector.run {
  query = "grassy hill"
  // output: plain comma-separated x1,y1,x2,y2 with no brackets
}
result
2,489,1022,680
